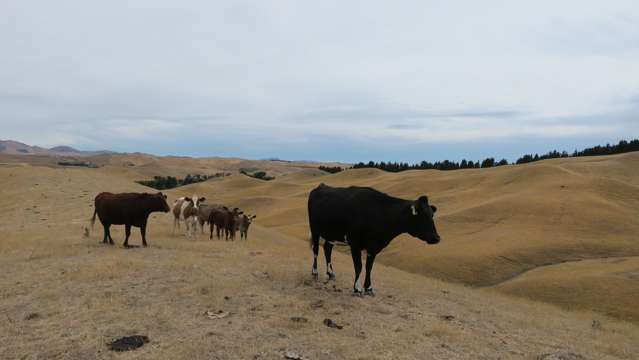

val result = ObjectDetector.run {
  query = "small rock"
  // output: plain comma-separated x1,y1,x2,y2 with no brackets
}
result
399,313,412,320
25,313,40,320
310,300,324,309
205,310,229,319
224,296,230,301
290,316,308,323
536,352,585,360
323,318,343,329
440,315,455,321
252,271,269,279
283,350,309,360
591,319,602,330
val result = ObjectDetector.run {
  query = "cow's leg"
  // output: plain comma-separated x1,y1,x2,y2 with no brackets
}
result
192,219,198,237
311,233,320,280
172,216,177,235
209,222,214,240
351,247,363,295
323,241,335,280
102,224,108,244
107,225,114,245
123,224,131,248
363,252,377,296
141,223,148,247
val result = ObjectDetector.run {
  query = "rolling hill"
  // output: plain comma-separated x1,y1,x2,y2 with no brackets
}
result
1,150,638,358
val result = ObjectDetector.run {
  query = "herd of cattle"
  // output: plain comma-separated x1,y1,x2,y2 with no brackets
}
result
90,184,441,294
90,192,255,247
171,195,256,240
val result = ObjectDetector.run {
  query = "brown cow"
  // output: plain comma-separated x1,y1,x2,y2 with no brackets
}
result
208,207,241,240
90,192,170,247
237,214,256,240
197,203,225,234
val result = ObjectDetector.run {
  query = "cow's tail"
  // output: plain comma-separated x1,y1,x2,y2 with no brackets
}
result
89,208,97,232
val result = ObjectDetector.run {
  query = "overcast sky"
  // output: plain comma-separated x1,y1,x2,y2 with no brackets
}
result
1,1,638,162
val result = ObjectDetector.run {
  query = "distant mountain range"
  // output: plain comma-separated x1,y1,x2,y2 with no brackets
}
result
0,140,118,157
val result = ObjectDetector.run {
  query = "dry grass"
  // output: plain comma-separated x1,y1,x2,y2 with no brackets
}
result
1,153,639,359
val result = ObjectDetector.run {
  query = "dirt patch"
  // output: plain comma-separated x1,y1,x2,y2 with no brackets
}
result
107,335,149,352
323,318,343,329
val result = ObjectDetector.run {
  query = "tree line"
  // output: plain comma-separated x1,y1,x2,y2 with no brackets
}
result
318,165,345,174
347,138,639,173
240,169,275,181
136,173,229,190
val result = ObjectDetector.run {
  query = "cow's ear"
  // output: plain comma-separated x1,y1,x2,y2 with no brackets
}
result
430,205,437,213
184,197,192,202
418,195,429,204
251,215,257,219
199,197,206,202
410,204,418,216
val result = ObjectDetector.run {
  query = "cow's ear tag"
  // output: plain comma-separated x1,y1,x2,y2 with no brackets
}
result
411,205,418,215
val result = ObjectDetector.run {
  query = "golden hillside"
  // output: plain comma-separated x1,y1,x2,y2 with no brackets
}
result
173,152,639,322
1,152,638,358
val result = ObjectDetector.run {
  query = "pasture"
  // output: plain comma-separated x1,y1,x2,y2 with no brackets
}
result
1,152,639,359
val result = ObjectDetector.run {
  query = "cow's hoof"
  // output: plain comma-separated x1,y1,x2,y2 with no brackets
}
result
312,272,319,281
364,288,375,297
352,289,364,297
327,273,336,281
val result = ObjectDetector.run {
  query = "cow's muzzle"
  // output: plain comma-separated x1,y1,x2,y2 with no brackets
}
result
426,234,440,245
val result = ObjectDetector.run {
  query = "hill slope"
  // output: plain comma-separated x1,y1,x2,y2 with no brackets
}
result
171,152,639,323
0,154,639,359
0,164,638,359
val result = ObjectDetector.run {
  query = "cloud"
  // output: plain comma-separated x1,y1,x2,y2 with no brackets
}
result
0,0,638,160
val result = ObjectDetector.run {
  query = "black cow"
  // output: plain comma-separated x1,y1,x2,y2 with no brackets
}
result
308,183,440,295
90,192,170,247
